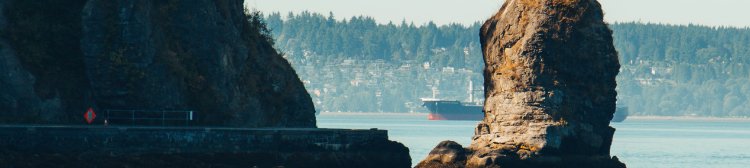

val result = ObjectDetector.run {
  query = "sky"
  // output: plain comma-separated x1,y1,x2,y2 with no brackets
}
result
245,0,750,28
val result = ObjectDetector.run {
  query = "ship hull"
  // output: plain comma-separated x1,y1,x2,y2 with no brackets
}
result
422,100,483,121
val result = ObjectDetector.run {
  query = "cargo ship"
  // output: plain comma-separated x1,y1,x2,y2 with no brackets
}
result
421,79,484,120
421,98,483,120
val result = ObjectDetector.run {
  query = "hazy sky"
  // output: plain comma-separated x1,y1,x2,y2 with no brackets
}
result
245,0,750,27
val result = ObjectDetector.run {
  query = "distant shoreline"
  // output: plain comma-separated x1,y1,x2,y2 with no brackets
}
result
319,112,428,116
319,112,750,121
627,115,750,121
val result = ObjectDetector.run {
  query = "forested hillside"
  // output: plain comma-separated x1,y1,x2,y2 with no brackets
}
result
265,12,483,71
614,23,750,116
265,12,750,117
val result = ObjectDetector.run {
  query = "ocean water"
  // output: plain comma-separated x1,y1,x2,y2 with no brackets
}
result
317,113,750,168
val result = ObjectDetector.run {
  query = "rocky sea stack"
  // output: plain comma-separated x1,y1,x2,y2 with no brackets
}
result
417,0,626,167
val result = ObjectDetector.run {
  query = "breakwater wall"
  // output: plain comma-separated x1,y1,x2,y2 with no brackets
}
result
0,125,411,167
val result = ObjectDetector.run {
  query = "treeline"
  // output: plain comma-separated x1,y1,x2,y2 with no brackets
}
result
264,11,750,117
265,11,483,71
613,23,750,116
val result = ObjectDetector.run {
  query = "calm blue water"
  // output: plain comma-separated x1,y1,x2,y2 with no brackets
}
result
318,113,750,168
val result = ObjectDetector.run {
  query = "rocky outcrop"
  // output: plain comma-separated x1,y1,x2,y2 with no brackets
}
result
417,0,625,167
0,0,315,127
415,141,469,168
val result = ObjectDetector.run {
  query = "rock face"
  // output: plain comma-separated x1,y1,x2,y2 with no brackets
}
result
415,141,469,168
0,0,88,124
418,0,625,167
0,0,315,127
0,1,412,167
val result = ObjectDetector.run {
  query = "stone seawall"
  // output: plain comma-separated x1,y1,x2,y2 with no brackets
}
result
0,126,411,167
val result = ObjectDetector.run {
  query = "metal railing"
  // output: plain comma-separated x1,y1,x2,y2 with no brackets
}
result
104,109,194,126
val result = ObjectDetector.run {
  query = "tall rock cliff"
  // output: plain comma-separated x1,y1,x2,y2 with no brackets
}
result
0,0,315,127
417,0,625,167
0,1,413,167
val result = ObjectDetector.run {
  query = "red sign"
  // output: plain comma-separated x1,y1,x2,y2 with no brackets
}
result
84,107,96,124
